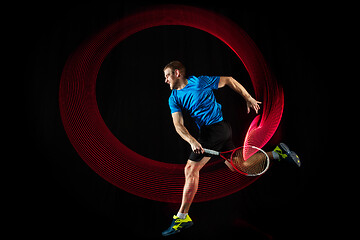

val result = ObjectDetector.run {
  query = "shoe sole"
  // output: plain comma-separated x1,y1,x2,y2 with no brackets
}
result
289,151,301,167
280,143,301,167
279,143,290,154
162,222,194,237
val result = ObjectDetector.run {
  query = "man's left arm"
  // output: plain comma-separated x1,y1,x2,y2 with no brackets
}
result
219,76,262,114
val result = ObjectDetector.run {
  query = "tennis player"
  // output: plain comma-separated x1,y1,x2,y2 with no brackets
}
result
161,61,300,236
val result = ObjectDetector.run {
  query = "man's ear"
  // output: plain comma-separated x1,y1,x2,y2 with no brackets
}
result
174,69,180,77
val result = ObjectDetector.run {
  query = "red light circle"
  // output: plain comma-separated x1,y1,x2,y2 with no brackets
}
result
59,5,284,203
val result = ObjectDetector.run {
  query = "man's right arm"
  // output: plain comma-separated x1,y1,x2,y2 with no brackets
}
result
171,112,204,154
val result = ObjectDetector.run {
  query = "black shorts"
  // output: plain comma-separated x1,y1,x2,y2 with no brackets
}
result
189,120,235,162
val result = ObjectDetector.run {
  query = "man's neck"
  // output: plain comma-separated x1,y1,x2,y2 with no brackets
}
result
175,78,188,90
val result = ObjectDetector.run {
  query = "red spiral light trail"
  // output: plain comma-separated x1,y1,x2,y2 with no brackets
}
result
59,5,284,203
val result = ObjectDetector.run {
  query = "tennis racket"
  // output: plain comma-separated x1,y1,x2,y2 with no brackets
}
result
204,146,270,176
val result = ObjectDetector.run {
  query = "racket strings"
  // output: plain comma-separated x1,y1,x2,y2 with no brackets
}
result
232,148,268,175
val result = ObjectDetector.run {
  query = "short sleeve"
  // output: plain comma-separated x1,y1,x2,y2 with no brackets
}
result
199,76,220,90
168,94,181,114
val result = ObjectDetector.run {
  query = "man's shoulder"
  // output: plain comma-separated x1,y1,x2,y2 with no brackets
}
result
188,75,207,80
169,89,176,98
187,75,197,81
191,75,218,82
188,75,206,85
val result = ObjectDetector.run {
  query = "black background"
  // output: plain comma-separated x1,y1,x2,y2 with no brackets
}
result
22,1,337,239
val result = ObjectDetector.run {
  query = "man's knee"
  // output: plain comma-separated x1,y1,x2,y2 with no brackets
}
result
184,161,199,179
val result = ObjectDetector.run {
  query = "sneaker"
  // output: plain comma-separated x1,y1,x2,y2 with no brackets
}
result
274,143,301,167
161,215,194,236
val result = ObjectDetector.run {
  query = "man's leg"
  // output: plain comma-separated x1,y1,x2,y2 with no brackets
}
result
162,156,211,236
225,143,300,173
241,145,300,167
178,156,211,214
224,152,273,172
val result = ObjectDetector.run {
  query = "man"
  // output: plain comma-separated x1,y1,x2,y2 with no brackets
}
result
161,61,300,236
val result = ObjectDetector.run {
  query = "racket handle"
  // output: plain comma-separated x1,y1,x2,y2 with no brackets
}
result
203,148,220,156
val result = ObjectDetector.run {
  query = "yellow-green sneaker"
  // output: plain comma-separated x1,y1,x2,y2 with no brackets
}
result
274,143,301,167
162,215,194,236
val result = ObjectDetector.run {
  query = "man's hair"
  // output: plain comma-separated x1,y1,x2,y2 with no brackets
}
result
163,61,186,76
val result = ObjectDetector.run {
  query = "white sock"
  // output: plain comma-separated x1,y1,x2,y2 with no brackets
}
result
176,212,188,219
272,151,280,160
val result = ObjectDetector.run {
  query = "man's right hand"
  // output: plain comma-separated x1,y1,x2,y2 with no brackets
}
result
189,139,204,154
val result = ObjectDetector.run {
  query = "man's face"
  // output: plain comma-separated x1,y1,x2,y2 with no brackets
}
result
164,68,178,90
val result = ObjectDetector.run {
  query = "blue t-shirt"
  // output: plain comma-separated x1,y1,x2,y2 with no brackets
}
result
168,76,223,129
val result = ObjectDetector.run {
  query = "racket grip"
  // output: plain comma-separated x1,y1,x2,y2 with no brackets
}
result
203,148,220,156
